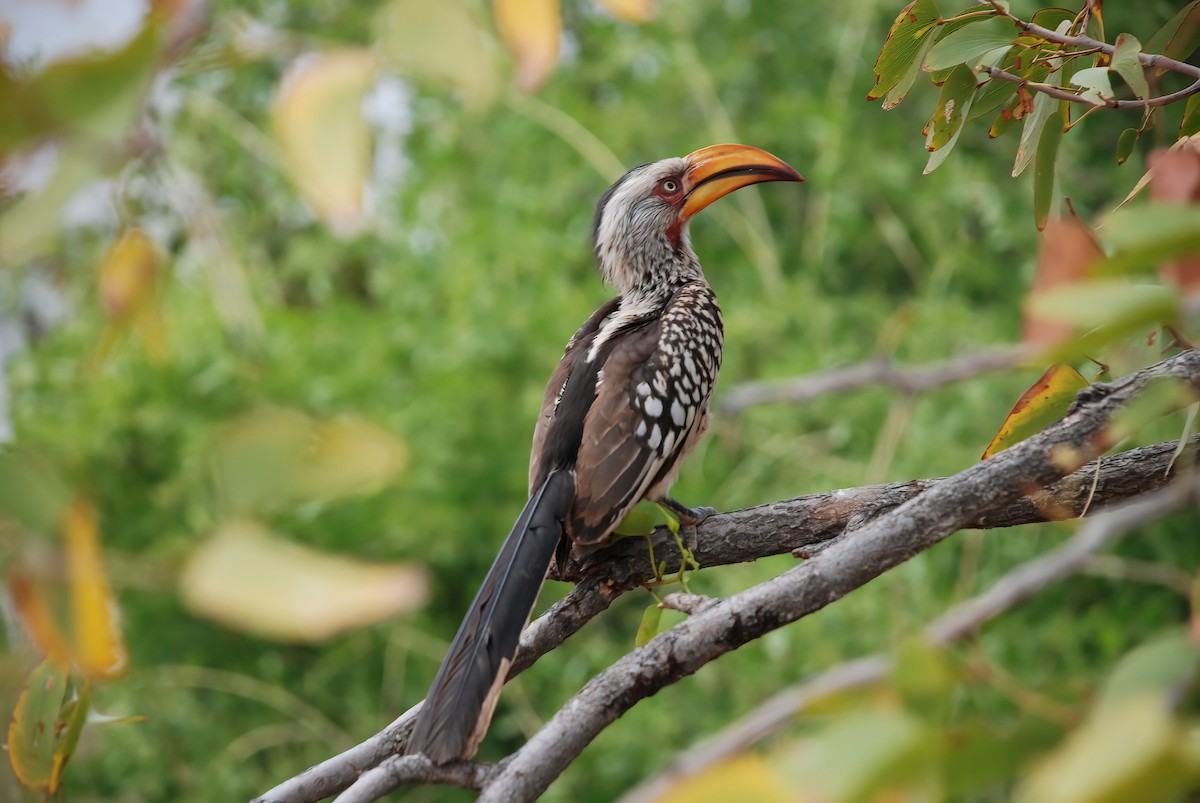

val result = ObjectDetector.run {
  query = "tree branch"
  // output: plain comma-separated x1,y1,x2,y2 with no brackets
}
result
619,477,1200,803
719,346,1029,415
254,350,1200,803
477,349,1200,802
979,0,1200,110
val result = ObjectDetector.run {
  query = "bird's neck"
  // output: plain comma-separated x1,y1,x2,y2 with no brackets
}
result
601,236,706,304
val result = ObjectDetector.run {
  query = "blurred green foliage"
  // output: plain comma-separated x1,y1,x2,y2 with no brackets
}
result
2,0,1199,801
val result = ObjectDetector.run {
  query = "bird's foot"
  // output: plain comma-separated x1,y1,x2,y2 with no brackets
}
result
656,497,717,527
653,498,710,587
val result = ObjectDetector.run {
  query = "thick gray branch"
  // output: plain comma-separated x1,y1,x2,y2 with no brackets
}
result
555,433,1199,587
479,349,1200,802
620,478,1199,803
253,350,1200,803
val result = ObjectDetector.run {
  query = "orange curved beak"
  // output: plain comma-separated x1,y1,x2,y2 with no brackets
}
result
680,144,804,221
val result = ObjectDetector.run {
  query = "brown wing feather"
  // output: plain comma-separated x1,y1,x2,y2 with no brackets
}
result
568,318,668,545
529,297,620,494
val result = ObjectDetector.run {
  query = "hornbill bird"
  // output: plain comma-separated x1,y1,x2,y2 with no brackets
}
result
407,144,803,764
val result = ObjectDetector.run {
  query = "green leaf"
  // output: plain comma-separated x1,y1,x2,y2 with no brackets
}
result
1013,90,1056,177
51,681,92,794
1016,694,1188,803
924,16,1015,70
923,64,977,173
968,45,1035,120
1033,111,1062,230
614,505,657,537
1115,128,1139,165
1095,205,1200,276
982,364,1088,459
8,660,71,794
1145,0,1200,69
635,603,663,647
780,710,936,801
1109,378,1195,443
1027,7,1077,36
989,105,1019,138
1111,33,1150,100
0,448,72,535
944,717,1064,795
1025,280,1179,342
25,23,160,143
1180,93,1200,138
1098,631,1200,711
891,639,957,720
868,0,942,102
1069,66,1114,106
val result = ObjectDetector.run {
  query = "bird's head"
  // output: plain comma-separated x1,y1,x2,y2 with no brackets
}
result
592,144,803,295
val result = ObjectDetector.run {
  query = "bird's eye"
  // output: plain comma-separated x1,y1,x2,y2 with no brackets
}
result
661,179,679,193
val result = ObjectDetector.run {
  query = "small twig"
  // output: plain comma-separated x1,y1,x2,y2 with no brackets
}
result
251,577,616,803
332,754,498,803
660,593,719,615
257,353,1200,803
1079,554,1195,596
253,430,1197,803
978,0,1200,110
719,346,1028,416
620,477,1198,803
966,646,1082,727
479,350,1200,802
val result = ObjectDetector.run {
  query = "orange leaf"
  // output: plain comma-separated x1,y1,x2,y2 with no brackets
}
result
1023,216,1103,349
494,0,560,91
1149,141,1200,293
983,363,1090,458
8,571,73,665
64,499,128,680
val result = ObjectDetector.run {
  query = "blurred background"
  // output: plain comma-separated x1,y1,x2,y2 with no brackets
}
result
1,0,1198,800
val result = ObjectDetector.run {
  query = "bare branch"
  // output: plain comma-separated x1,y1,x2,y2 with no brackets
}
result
719,346,1027,415
333,754,497,803
978,0,1200,109
556,433,1199,586
621,477,1199,803
660,592,719,615
251,578,614,803
255,351,1200,803
478,349,1200,802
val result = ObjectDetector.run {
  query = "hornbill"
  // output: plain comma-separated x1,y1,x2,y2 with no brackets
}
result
407,144,803,764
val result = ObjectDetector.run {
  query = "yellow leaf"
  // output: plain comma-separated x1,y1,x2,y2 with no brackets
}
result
92,228,170,368
273,49,377,235
655,754,794,803
64,499,128,680
210,408,407,512
983,364,1089,458
300,416,409,500
596,0,655,23
180,519,429,643
494,0,561,91
98,229,161,319
1016,694,1186,803
8,659,70,794
375,0,498,106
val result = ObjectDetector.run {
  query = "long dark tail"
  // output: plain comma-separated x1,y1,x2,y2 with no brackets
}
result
406,469,575,763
